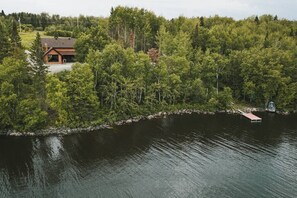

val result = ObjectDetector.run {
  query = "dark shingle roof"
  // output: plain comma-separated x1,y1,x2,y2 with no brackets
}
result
41,38,76,48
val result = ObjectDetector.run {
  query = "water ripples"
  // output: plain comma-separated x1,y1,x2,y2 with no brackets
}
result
1,113,297,197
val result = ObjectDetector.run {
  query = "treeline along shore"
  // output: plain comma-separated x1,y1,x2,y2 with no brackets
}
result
0,7,297,134
0,109,263,137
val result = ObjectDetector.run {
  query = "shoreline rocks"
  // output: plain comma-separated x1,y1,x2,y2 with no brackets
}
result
1,108,294,137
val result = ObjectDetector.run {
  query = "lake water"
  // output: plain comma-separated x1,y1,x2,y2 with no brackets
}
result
1,113,297,198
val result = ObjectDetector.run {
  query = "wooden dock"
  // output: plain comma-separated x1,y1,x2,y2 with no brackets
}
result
238,110,262,122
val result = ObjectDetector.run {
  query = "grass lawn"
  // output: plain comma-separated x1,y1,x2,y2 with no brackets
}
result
20,31,52,49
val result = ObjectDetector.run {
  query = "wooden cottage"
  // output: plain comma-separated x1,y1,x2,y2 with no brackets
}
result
41,38,76,64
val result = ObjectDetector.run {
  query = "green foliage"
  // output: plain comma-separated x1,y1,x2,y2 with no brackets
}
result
0,57,48,131
29,32,44,67
0,57,31,98
0,10,5,17
74,25,111,62
45,28,72,38
192,24,199,50
0,82,17,128
237,48,291,104
1,9,297,132
10,19,22,49
46,75,69,125
0,18,11,63
16,99,48,131
109,6,163,51
46,64,100,127
29,32,48,105
216,87,233,110
66,63,100,125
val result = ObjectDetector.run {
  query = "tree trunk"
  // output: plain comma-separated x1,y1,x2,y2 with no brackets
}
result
216,72,219,95
124,25,127,44
133,29,136,50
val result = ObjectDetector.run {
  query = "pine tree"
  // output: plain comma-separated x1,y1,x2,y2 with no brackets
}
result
255,16,260,24
0,10,5,17
29,32,48,102
200,17,205,27
0,20,11,63
192,23,199,50
30,32,44,68
290,28,294,37
10,19,22,48
274,15,278,21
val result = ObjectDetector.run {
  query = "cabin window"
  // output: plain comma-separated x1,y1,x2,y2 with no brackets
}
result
63,55,75,63
48,55,59,62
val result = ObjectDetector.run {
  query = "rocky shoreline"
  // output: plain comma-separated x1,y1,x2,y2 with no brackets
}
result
0,108,293,137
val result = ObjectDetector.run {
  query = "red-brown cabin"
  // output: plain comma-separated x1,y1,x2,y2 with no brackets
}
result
41,37,76,64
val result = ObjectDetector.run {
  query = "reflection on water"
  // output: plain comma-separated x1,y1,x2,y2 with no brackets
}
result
45,136,63,161
0,113,297,198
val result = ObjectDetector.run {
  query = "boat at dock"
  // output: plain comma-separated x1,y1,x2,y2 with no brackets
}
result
266,101,276,113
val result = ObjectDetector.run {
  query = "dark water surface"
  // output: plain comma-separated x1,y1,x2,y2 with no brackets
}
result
1,113,297,198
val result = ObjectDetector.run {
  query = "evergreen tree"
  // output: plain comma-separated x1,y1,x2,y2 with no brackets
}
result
30,32,44,68
40,12,49,30
192,23,199,50
8,18,25,61
0,10,5,17
200,17,205,27
1,10,297,131
29,32,48,103
273,15,278,21
10,19,22,49
0,21,11,63
255,16,260,24
290,28,294,37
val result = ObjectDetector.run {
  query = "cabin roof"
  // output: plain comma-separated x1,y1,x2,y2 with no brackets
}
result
44,47,62,56
41,38,76,48
43,47,76,56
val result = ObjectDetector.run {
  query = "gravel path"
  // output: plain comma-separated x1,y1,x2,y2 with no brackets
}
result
48,63,73,73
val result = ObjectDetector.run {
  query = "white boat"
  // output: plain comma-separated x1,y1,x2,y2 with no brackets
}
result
266,101,276,113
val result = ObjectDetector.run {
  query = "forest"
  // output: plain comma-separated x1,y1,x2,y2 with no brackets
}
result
0,7,297,131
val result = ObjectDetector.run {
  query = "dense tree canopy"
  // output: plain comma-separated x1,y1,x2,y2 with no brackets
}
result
0,8,297,132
